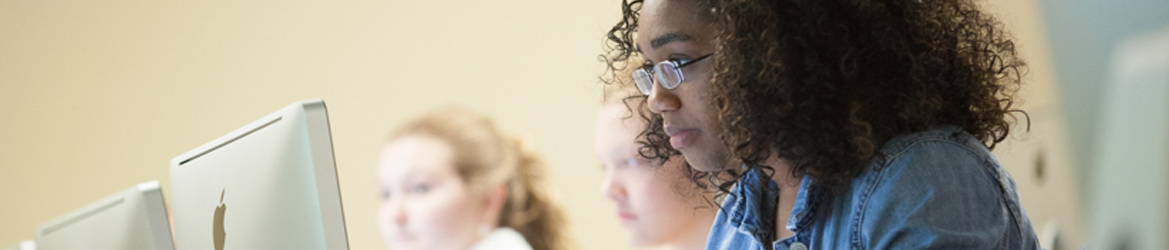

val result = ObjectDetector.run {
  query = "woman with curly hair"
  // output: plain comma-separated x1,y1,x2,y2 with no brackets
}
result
601,0,1040,249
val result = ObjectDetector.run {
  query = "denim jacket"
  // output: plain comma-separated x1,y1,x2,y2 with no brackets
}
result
706,125,1040,250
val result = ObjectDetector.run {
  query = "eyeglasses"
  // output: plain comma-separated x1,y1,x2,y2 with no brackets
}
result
632,54,712,95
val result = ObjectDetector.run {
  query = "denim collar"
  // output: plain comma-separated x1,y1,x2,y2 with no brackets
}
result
719,125,971,247
878,125,966,159
725,166,825,245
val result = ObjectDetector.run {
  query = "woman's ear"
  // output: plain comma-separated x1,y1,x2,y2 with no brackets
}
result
479,183,508,229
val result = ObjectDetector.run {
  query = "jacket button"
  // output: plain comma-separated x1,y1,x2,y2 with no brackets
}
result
789,242,808,250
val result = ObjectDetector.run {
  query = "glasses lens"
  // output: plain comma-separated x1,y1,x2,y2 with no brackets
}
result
632,69,654,95
654,62,681,89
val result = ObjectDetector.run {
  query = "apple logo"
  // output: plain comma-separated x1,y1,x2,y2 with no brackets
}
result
213,189,227,250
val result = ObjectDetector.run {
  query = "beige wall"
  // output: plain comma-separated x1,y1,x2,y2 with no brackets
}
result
0,0,1082,249
0,0,621,249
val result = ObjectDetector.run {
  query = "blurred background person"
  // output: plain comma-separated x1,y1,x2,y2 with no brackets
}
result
595,83,717,250
376,107,574,250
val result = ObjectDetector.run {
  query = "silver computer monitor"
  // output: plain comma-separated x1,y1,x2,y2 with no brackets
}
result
169,99,348,250
33,181,174,250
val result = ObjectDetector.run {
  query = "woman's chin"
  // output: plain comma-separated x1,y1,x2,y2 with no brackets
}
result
681,155,728,172
623,228,668,248
625,236,656,249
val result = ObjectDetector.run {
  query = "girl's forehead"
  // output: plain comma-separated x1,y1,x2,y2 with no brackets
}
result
377,136,457,179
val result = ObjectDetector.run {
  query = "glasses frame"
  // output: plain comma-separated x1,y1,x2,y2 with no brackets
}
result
633,54,713,95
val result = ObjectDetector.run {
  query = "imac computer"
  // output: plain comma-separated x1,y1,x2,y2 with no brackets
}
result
169,99,348,250
33,181,174,250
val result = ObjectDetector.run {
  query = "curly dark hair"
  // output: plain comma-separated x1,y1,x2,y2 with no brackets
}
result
600,0,1027,191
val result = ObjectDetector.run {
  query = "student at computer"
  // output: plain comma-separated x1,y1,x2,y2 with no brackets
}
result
600,0,1041,249
376,107,573,250
595,84,717,250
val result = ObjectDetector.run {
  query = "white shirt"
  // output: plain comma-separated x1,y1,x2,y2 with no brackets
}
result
468,227,533,250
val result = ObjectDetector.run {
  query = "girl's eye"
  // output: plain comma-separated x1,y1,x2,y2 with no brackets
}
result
666,54,695,64
380,190,391,200
408,184,431,194
625,157,646,168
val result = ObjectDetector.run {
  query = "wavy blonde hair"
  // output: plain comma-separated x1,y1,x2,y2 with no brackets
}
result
388,106,574,250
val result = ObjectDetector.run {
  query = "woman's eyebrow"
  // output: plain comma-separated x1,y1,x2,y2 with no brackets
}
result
635,32,694,62
650,32,693,49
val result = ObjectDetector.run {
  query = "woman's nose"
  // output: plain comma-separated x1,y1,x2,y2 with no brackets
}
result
646,79,681,114
385,197,407,226
600,169,626,201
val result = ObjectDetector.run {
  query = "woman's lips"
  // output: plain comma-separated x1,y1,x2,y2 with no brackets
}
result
392,230,415,242
668,129,695,149
618,211,638,224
